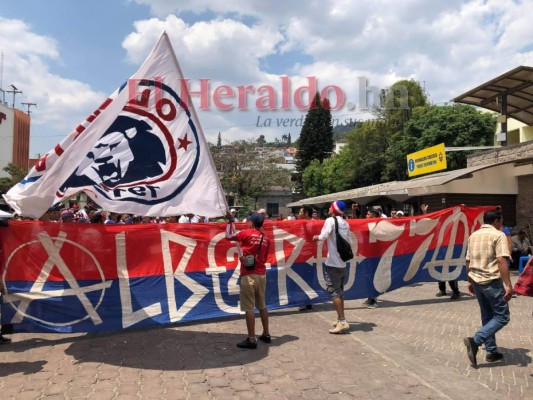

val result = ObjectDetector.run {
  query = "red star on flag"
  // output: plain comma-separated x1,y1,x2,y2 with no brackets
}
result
178,134,193,151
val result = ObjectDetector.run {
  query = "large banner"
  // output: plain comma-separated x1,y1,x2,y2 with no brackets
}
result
0,206,487,333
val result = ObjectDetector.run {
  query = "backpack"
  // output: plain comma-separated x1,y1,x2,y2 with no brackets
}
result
334,217,354,262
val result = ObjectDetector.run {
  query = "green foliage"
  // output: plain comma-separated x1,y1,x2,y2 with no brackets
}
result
382,104,496,180
0,163,28,196
211,141,292,206
295,93,334,193
257,134,266,146
378,79,429,129
298,79,497,194
302,159,325,197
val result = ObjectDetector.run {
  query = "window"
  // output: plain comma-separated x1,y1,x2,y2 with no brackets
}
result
266,203,279,217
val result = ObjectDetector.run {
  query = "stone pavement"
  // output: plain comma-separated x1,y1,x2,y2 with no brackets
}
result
0,274,531,400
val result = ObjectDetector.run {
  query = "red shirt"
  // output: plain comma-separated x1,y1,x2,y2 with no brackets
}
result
227,228,270,276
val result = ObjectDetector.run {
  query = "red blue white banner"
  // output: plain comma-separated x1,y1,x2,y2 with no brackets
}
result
0,206,488,333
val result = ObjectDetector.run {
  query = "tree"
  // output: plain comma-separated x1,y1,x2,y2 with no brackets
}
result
302,159,326,197
383,104,496,179
376,80,429,181
257,135,266,146
299,80,433,192
378,79,429,130
211,141,292,208
217,132,222,149
0,163,28,196
295,92,334,193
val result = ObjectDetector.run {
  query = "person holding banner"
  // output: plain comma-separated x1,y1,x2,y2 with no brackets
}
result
226,211,271,349
312,200,352,334
0,219,12,344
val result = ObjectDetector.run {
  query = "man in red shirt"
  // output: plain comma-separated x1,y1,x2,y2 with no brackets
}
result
226,212,271,349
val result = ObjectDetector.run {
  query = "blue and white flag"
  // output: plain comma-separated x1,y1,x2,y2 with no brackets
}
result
3,32,228,218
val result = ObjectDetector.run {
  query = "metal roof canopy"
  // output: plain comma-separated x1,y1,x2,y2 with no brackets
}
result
286,163,517,208
453,65,533,126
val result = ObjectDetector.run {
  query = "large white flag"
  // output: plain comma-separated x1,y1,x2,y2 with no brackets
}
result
4,32,228,218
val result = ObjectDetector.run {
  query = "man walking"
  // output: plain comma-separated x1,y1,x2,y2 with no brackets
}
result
226,211,271,349
312,200,352,334
464,209,512,367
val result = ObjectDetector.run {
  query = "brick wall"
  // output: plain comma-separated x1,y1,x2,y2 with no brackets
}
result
467,141,533,167
516,175,533,230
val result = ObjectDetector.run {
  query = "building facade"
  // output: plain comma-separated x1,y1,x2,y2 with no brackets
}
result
0,103,30,178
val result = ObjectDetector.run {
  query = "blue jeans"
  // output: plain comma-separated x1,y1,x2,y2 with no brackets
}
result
471,280,510,353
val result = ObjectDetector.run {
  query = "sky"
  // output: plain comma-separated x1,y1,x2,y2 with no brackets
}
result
1,0,533,157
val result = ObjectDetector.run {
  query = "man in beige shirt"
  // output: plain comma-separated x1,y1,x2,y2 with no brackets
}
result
464,209,512,367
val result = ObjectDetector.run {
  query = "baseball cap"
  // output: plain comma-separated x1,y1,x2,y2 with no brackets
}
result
230,208,236,213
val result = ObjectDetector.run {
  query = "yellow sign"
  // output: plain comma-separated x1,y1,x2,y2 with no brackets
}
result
406,143,447,177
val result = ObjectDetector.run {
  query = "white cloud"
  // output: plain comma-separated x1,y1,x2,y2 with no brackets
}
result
4,0,533,155
123,14,283,84
128,0,533,108
0,17,106,156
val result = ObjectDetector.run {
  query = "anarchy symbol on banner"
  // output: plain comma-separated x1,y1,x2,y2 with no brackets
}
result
2,231,111,327
423,207,469,281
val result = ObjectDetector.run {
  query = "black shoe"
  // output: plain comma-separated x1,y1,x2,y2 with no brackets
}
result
366,298,377,308
298,304,313,311
450,292,460,300
435,291,446,297
463,337,479,367
237,338,257,349
0,335,11,344
259,334,271,343
486,351,504,362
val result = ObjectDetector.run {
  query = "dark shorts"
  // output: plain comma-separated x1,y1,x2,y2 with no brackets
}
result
324,266,346,299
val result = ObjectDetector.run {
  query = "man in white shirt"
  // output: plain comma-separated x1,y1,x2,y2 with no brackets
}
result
511,229,531,268
312,200,352,334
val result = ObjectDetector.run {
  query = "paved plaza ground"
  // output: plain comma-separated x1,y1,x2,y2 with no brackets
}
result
0,274,531,399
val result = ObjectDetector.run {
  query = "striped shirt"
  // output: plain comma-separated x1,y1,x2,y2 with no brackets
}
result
465,224,510,284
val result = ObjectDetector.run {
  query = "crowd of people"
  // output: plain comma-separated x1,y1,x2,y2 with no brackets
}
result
24,200,419,226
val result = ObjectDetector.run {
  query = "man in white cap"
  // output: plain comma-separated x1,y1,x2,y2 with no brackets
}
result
312,200,352,334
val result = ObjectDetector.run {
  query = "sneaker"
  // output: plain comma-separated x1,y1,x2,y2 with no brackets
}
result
435,291,446,297
463,337,479,367
362,298,371,305
366,298,378,308
0,336,11,345
486,351,504,362
329,321,349,334
332,320,339,327
450,292,460,300
236,338,257,349
258,334,271,344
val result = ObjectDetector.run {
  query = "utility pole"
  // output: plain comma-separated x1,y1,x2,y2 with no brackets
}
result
6,84,22,109
21,102,37,115
0,50,4,105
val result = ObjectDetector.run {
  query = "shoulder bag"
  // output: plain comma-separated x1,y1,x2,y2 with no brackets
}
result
334,217,354,262
243,233,264,270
